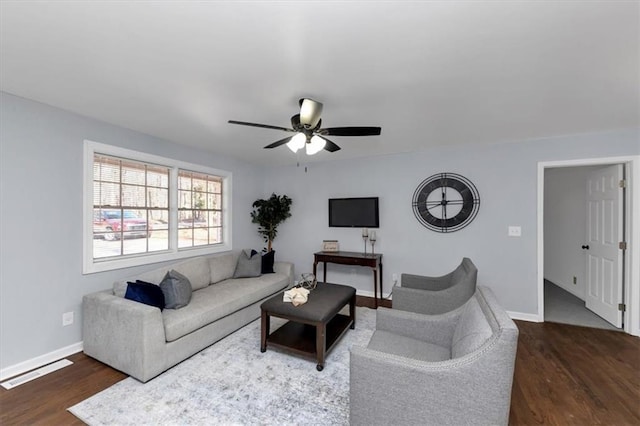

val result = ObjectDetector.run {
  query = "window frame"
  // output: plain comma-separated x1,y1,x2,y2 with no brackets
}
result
83,140,232,274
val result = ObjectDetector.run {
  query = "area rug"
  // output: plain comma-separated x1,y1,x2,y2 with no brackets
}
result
69,307,376,425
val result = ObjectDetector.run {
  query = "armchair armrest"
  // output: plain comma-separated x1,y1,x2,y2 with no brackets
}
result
375,306,461,347
82,290,166,382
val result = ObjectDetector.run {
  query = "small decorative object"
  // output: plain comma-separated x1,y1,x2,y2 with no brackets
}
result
322,240,339,252
362,228,368,255
283,287,310,306
298,272,317,290
412,172,480,233
369,231,377,254
251,193,292,251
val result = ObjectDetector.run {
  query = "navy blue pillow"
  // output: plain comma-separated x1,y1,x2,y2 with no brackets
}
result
261,250,275,274
125,281,165,311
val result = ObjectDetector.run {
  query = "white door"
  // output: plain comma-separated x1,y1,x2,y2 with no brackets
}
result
584,164,624,327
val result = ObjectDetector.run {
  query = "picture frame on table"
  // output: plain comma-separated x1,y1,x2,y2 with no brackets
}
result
322,240,339,252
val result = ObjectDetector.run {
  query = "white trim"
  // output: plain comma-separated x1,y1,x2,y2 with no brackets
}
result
0,342,82,382
83,140,233,274
355,289,392,300
507,311,541,322
537,155,640,336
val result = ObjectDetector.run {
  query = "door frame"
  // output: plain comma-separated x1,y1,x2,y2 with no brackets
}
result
537,155,640,336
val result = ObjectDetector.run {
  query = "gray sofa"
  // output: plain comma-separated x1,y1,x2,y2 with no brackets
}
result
83,251,293,382
350,286,519,426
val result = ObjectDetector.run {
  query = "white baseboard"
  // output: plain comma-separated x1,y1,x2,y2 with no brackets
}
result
508,311,542,322
356,289,392,301
0,341,83,382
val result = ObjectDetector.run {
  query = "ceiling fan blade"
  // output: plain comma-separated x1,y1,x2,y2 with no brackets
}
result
263,136,294,149
323,138,341,152
228,120,294,133
320,127,382,136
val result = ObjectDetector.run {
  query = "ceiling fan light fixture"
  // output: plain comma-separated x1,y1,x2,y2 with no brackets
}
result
299,98,323,129
286,133,306,153
306,135,326,155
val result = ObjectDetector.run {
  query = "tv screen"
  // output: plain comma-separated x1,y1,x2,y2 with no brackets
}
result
329,197,379,228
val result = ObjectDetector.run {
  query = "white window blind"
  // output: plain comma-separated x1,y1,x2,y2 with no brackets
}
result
84,141,232,274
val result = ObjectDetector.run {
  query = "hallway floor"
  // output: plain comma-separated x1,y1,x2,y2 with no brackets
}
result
544,280,620,331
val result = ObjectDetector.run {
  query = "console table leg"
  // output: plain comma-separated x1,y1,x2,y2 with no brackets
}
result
379,261,383,301
373,269,378,308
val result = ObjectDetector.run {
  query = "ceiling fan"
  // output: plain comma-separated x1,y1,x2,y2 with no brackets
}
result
228,98,382,155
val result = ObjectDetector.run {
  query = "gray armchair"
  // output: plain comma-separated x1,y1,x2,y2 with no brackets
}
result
393,257,477,315
350,286,519,426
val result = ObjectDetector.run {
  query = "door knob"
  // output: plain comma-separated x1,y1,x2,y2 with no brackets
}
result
581,245,590,250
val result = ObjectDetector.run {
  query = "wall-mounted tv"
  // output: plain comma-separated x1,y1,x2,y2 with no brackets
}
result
329,197,379,228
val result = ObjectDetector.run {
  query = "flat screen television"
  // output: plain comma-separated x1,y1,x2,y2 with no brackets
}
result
329,197,379,228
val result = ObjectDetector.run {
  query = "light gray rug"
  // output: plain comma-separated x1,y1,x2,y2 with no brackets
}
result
69,307,376,425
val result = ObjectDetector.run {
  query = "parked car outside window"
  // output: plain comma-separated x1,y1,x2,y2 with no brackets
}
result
93,209,151,240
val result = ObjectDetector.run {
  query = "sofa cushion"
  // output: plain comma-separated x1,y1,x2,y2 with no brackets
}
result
368,330,450,362
160,270,193,309
233,249,262,278
114,268,167,298
261,250,275,274
451,297,493,358
125,281,165,310
209,252,238,284
162,272,289,342
171,257,211,291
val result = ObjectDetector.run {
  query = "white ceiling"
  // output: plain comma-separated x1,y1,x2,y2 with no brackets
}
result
1,1,638,166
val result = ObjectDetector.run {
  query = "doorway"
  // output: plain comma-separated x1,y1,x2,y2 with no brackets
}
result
537,156,640,336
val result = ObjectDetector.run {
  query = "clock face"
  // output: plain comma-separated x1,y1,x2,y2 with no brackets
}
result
412,173,480,232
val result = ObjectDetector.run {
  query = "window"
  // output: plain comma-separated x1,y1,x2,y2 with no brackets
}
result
178,170,223,248
84,141,231,274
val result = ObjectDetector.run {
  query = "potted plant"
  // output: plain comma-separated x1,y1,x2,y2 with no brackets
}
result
251,193,292,251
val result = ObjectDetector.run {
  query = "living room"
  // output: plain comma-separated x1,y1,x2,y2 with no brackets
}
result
1,1,639,424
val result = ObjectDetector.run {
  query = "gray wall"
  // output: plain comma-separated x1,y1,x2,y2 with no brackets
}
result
0,92,265,370
544,166,600,299
263,129,639,315
1,89,638,372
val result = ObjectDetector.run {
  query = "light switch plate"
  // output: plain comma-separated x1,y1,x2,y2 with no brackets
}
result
62,311,74,326
508,226,522,237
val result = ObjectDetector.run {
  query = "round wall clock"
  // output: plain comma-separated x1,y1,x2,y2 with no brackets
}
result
412,172,480,233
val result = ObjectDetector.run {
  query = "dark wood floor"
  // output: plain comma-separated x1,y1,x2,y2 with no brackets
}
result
1,298,638,425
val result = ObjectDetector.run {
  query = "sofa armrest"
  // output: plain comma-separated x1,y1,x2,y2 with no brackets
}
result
375,306,460,347
273,261,294,287
82,290,166,382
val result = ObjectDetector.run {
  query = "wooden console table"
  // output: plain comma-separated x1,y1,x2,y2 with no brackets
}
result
313,251,383,308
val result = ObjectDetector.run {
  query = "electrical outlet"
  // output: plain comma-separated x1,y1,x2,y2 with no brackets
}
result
508,226,522,237
62,311,74,327
392,273,398,283
573,276,577,285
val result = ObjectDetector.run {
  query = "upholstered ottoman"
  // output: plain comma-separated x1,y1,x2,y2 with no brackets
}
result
260,283,356,371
